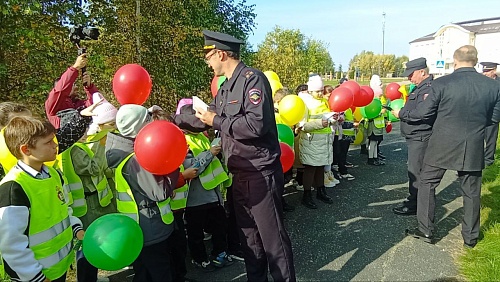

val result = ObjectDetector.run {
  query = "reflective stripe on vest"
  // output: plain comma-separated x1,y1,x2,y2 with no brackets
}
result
185,133,230,190
307,100,332,134
73,143,113,208
60,146,86,217
115,153,174,224
0,166,74,280
374,115,385,129
170,165,188,211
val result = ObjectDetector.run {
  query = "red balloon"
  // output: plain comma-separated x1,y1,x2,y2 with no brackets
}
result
134,121,188,175
355,86,375,107
329,87,354,112
386,123,393,133
385,83,402,101
350,106,356,113
340,81,361,97
210,76,218,98
279,142,294,172
113,64,152,105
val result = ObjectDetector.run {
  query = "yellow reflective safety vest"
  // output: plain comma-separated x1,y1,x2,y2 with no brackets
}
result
115,153,174,224
0,166,74,280
306,99,332,134
185,133,231,190
343,109,355,137
170,165,188,211
373,115,385,129
59,143,113,217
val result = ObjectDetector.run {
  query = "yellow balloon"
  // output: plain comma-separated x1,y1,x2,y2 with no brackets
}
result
399,84,408,101
353,107,363,122
264,70,280,83
353,129,364,145
278,95,306,126
269,79,283,96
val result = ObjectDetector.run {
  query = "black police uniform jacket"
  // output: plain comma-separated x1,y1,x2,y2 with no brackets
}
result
408,67,500,171
399,75,434,139
209,62,281,176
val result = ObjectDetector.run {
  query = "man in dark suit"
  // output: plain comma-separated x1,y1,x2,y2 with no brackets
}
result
480,62,500,166
393,45,500,248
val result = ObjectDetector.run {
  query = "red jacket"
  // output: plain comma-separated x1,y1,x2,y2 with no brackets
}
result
45,67,97,128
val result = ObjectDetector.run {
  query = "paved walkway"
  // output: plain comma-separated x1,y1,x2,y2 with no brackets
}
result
109,123,465,282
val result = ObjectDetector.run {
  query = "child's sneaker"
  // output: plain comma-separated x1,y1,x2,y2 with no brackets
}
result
212,252,234,268
341,173,355,181
324,172,336,188
191,260,216,272
228,251,245,261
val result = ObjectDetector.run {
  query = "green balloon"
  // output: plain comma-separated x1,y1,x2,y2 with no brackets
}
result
388,99,405,122
83,213,144,271
217,76,226,89
276,123,294,147
408,83,416,93
361,99,382,119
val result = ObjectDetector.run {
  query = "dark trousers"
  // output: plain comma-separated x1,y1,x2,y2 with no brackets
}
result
333,136,351,174
77,252,98,282
405,136,430,208
168,211,187,282
185,204,228,263
484,123,498,166
417,164,482,245
232,169,296,282
226,186,243,255
53,273,67,282
132,238,172,282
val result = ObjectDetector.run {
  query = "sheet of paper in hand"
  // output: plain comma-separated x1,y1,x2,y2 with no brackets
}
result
192,96,209,113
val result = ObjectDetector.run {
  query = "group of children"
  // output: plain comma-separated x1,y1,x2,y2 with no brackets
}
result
0,55,244,282
273,74,391,210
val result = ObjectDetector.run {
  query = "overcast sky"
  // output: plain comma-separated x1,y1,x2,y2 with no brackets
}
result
245,0,500,68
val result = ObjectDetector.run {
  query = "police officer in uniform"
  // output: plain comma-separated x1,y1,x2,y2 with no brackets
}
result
480,62,500,166
195,30,296,281
392,58,433,216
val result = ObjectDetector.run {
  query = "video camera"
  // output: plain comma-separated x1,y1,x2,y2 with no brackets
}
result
69,26,100,85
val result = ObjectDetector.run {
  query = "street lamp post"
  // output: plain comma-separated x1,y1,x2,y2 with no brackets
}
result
382,12,386,55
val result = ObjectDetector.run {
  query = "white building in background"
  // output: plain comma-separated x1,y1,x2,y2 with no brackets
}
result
408,17,500,76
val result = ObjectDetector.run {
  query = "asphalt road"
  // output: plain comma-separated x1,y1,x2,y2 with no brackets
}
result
184,122,464,282
107,122,464,282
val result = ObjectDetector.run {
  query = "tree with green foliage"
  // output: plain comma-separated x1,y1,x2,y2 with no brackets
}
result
253,26,334,91
347,51,408,79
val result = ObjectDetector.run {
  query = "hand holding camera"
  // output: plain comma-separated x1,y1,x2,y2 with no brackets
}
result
72,53,88,71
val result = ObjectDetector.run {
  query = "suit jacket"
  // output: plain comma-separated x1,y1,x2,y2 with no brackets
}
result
412,67,500,171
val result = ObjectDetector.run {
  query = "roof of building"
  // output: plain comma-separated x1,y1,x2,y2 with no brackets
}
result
410,16,500,44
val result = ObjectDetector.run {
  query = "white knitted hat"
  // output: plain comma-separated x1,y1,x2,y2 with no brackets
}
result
307,75,323,92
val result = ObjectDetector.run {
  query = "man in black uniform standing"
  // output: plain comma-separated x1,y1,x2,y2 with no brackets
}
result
395,45,500,248
392,58,433,216
480,62,500,166
195,30,296,281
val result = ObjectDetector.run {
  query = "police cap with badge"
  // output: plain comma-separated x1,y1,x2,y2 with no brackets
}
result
480,62,499,72
402,57,428,77
203,30,244,53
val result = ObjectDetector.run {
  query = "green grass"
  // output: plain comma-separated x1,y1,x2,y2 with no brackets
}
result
459,135,500,281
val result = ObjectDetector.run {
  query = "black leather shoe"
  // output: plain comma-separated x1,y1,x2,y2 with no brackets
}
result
463,242,477,249
405,228,434,244
302,192,317,209
367,159,384,166
316,186,333,204
392,205,417,216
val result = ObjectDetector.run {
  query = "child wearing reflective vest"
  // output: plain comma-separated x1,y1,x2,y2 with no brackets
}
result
106,104,196,282
175,103,234,271
0,116,84,282
60,94,118,282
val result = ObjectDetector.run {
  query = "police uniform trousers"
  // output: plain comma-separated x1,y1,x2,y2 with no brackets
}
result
405,135,430,209
417,163,482,245
484,123,499,166
232,169,296,282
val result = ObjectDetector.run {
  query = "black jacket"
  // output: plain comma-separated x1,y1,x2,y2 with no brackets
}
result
408,67,500,171
210,62,281,177
399,75,434,139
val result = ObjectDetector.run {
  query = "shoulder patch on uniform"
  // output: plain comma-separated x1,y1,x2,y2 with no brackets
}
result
248,88,262,105
245,71,254,78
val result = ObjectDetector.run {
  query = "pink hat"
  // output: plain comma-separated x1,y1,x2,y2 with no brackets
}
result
176,98,193,115
92,92,118,125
